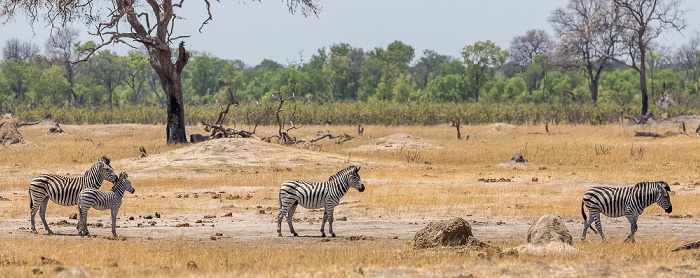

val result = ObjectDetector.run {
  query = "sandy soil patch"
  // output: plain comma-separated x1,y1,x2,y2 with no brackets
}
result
115,138,356,173
347,133,443,152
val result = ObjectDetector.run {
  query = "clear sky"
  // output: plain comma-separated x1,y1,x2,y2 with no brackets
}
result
0,0,698,66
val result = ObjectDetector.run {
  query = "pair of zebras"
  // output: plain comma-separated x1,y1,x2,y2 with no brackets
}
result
29,157,135,236
279,168,673,242
29,158,671,242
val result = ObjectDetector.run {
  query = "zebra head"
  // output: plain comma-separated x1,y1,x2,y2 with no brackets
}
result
656,181,672,214
349,166,365,192
115,172,135,194
99,156,118,184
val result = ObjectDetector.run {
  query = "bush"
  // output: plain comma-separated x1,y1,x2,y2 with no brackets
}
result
13,102,698,126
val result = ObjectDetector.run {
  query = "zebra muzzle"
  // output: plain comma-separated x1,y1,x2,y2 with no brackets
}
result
665,206,672,213
358,184,365,192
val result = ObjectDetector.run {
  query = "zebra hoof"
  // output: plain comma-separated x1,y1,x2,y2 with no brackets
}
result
278,233,282,237
47,231,54,236
293,233,298,237
321,233,326,238
331,234,336,238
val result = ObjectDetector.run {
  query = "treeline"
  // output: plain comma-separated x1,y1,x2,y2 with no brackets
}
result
14,102,698,126
2,38,700,111
2,0,700,121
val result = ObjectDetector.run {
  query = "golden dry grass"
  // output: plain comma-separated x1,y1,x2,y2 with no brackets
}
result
0,235,695,278
1,123,699,277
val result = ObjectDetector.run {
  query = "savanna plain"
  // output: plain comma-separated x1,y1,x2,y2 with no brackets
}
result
1,120,699,277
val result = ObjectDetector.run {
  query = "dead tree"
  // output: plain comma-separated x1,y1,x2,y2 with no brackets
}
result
455,118,461,139
199,86,261,140
634,131,680,138
139,146,148,158
47,123,64,134
310,130,354,144
672,240,700,252
202,100,235,138
265,83,301,144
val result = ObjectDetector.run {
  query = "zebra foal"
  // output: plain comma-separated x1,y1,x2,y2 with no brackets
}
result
581,181,672,242
278,166,365,237
78,172,134,236
29,157,117,235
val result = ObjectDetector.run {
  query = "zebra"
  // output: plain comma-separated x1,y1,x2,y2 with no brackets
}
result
277,166,365,237
78,172,135,236
29,157,117,235
581,181,672,242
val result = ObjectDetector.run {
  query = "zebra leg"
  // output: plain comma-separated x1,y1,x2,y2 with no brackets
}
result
75,205,81,231
320,209,328,238
78,203,90,236
581,216,591,240
277,199,291,237
111,208,119,236
327,208,336,237
38,198,53,235
624,214,638,243
287,203,298,237
591,212,605,241
30,196,44,234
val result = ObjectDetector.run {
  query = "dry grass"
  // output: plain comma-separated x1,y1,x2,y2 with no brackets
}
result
0,236,695,278
1,123,699,277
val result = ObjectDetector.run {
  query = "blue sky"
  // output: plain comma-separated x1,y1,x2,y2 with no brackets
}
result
0,0,698,66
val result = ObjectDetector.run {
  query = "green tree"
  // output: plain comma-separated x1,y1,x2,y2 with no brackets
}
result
461,40,508,101
89,50,126,108
1,0,319,143
30,65,69,106
519,55,553,95
124,51,152,104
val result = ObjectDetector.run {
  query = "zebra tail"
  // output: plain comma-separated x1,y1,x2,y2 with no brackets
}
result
29,188,33,210
581,200,598,234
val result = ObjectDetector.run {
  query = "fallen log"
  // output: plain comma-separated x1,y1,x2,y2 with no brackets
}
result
671,240,700,252
633,131,680,138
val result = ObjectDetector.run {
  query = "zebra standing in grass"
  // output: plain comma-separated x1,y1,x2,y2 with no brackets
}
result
278,166,365,237
29,157,117,235
581,181,672,242
78,172,135,236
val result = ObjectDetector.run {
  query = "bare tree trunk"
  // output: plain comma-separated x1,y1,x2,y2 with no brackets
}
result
165,81,187,143
590,79,599,102
149,41,189,144
640,47,649,117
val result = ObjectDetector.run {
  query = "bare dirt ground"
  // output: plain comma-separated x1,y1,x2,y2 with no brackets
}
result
1,124,700,277
2,136,698,242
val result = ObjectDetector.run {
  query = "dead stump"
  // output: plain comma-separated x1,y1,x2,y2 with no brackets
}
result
413,217,473,249
511,153,527,163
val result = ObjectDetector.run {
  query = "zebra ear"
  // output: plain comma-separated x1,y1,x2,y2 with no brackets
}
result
356,166,361,172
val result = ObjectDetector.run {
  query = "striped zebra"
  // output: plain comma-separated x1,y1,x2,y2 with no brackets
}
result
277,166,365,237
78,172,135,236
29,157,117,235
581,181,672,242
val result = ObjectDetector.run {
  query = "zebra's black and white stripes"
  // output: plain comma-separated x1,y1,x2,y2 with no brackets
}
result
277,166,365,237
78,172,135,236
29,157,117,235
581,181,672,242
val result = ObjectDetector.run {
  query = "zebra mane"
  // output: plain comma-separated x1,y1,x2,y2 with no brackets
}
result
115,172,128,184
328,166,358,181
634,181,669,191
101,156,111,166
